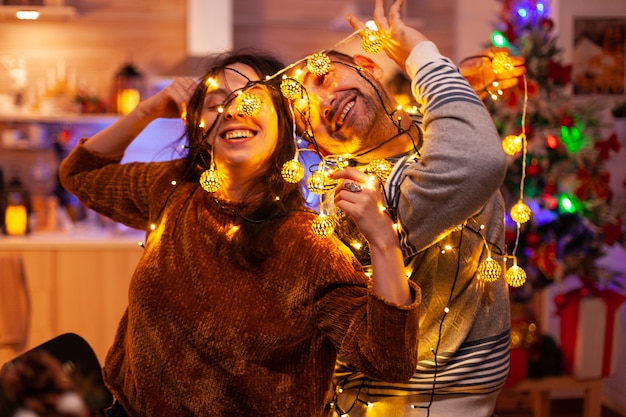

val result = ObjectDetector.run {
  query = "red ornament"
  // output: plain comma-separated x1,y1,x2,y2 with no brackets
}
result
548,60,572,86
575,167,612,201
504,21,518,44
525,231,541,248
543,180,557,195
540,18,554,31
526,159,541,176
545,134,559,149
594,133,621,160
559,114,575,128
58,128,71,146
530,242,557,278
602,219,623,246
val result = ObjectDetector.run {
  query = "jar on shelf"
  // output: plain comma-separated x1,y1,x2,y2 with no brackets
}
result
3,177,30,236
112,62,144,115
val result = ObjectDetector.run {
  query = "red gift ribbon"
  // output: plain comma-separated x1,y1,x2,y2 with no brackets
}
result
555,287,626,376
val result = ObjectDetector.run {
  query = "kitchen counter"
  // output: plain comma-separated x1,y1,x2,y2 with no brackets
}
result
0,229,146,249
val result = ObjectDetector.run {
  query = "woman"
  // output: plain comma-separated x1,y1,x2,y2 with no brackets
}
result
58,50,420,417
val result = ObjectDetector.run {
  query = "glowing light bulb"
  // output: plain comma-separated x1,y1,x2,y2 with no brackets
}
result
280,77,303,101
227,225,240,239
281,159,304,183
365,158,392,182
502,134,524,155
491,31,509,48
351,241,363,250
312,213,335,238
361,29,384,54
308,170,329,194
199,168,224,193
510,200,531,224
506,263,527,287
492,51,514,74
307,52,331,76
236,92,261,117
477,256,502,282
205,77,218,89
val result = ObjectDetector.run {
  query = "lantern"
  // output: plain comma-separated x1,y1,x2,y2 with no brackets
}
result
3,177,29,236
112,62,144,115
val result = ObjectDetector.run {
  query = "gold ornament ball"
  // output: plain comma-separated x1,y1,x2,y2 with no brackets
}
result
506,265,527,287
308,170,329,194
502,134,523,155
199,168,224,193
361,30,384,54
312,214,335,238
280,78,303,101
236,92,261,117
477,256,502,282
492,51,514,75
281,159,305,183
365,159,392,183
510,201,531,224
307,52,331,77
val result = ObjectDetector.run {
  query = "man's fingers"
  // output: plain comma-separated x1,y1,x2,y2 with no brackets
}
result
347,13,367,31
386,0,405,28
373,0,389,31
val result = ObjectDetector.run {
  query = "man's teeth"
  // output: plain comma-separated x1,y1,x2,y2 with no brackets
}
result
337,101,355,127
224,130,254,140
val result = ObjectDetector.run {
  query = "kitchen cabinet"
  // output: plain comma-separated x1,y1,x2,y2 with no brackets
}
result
0,231,144,365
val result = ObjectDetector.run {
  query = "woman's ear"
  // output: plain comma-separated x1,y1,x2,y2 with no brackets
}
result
353,54,385,80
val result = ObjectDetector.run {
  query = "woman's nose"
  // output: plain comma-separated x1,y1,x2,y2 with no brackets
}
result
223,105,239,119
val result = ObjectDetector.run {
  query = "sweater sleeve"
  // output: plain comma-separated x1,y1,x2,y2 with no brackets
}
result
398,41,507,251
58,138,173,230
312,237,421,382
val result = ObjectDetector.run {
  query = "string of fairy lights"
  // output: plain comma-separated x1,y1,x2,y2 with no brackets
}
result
189,25,531,286
136,23,532,416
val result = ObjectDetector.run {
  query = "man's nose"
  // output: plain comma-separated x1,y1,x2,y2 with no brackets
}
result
320,95,335,120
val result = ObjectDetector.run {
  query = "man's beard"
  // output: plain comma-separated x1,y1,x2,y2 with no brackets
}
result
329,93,395,157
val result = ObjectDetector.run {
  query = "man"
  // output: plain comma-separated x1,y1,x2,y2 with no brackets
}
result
289,0,517,415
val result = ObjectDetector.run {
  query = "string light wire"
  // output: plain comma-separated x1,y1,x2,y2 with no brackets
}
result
511,74,529,258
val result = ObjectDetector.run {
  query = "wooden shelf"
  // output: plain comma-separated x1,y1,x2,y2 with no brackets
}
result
0,112,118,124
0,5,77,21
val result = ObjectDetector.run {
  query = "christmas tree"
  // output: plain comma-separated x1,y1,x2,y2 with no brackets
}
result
486,0,626,301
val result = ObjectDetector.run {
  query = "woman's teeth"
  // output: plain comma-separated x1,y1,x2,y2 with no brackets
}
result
224,130,255,140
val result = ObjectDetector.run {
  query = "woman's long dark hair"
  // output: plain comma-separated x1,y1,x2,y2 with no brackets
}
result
183,49,306,269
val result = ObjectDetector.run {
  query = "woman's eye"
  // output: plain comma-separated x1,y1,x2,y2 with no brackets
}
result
206,104,222,112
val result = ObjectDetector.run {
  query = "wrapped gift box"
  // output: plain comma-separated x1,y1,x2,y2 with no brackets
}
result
504,348,528,387
555,289,625,379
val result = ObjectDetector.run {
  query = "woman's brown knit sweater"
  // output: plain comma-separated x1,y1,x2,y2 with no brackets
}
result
59,141,420,417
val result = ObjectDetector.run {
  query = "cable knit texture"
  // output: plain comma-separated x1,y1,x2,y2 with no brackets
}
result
58,142,420,417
